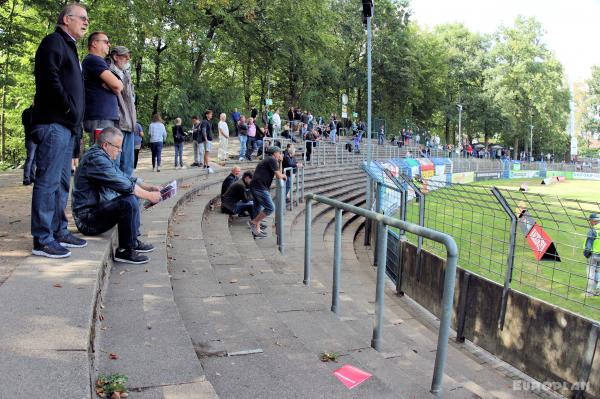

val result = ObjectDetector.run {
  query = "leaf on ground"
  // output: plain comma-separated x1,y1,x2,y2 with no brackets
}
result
229,278,238,283
53,283,62,288
109,353,119,360
98,314,105,321
319,352,340,362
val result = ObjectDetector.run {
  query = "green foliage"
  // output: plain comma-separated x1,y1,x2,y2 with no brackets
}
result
0,1,574,166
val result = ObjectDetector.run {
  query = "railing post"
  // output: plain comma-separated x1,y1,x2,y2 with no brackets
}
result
430,240,459,396
331,208,343,315
491,187,517,330
276,178,285,254
290,170,295,211
303,196,312,286
371,220,388,351
300,167,305,203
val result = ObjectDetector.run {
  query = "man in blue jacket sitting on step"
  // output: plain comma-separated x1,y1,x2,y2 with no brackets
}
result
72,127,162,264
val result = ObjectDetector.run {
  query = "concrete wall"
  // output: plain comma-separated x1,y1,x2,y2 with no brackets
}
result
394,241,600,398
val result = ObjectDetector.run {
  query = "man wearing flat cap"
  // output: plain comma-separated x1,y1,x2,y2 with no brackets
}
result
584,213,600,296
108,45,137,176
249,146,286,238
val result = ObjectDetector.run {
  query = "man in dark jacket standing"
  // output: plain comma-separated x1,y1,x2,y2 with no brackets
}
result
30,4,89,258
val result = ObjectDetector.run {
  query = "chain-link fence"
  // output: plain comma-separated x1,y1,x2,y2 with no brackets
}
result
397,175,600,321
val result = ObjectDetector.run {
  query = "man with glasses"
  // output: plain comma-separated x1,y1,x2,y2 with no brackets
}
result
82,31,122,146
72,127,162,264
30,3,89,258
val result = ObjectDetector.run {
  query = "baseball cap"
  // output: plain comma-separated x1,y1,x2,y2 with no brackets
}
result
589,213,600,222
110,46,131,56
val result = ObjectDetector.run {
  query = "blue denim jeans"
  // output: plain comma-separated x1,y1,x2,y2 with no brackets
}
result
30,123,74,245
174,142,184,166
23,139,37,182
251,188,275,216
116,130,134,177
150,141,163,168
239,135,247,159
233,201,257,219
74,194,140,250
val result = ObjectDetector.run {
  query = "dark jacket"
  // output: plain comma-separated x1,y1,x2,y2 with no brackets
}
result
221,179,252,214
32,27,84,133
22,107,33,141
221,173,238,198
282,152,298,176
238,122,248,136
172,125,186,143
72,145,137,215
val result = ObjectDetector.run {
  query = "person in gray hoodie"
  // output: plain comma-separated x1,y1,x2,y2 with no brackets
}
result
107,45,136,176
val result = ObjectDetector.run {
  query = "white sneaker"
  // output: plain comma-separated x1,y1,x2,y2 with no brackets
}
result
239,157,244,161
181,165,187,169
208,167,214,174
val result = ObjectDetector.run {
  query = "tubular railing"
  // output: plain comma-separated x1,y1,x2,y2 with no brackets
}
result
303,192,458,396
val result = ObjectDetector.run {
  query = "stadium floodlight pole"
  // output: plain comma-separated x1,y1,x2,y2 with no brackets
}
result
363,0,374,246
456,103,462,147
529,124,534,162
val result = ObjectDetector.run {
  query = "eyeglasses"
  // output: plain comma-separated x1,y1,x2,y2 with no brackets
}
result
95,39,110,45
106,142,122,152
68,14,89,22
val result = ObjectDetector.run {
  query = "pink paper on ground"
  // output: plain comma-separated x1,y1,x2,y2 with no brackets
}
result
333,365,372,389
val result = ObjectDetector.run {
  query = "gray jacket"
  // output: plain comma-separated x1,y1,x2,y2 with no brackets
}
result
108,60,136,132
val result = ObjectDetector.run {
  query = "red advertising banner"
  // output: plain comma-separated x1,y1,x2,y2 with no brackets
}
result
526,224,560,262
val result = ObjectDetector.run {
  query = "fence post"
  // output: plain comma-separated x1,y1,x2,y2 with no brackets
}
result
300,167,305,203
491,187,517,330
276,178,285,254
290,169,295,211
331,208,343,315
303,196,312,286
371,220,388,351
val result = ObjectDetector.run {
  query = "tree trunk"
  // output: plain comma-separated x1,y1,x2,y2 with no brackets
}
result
152,40,167,116
514,137,519,160
444,116,450,145
0,0,17,163
192,16,220,78
242,60,251,112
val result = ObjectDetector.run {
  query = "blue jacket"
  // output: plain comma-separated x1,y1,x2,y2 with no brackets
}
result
32,27,84,133
72,145,137,215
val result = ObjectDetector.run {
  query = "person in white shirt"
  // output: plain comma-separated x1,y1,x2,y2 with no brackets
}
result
218,113,229,161
272,109,282,137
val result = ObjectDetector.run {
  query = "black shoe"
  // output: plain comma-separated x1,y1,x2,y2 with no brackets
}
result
57,232,87,248
191,162,199,167
32,240,71,258
135,239,154,253
114,248,149,264
23,180,32,186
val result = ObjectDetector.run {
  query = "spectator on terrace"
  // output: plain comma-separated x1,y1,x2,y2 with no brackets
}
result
218,112,230,162
149,113,167,172
282,144,302,201
30,3,88,258
172,117,186,169
272,108,282,136
238,115,248,161
329,116,337,144
221,166,241,199
221,171,263,223
249,146,286,238
585,213,600,296
245,117,257,160
82,31,122,145
378,124,385,145
231,108,241,136
200,110,214,172
191,115,202,167
72,127,160,264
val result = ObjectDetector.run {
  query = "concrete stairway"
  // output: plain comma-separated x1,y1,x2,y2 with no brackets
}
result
166,161,558,398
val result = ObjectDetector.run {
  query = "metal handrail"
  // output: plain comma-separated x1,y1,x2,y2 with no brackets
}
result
303,192,458,396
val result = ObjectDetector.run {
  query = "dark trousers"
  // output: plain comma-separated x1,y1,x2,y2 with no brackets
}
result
74,194,140,250
23,139,37,183
150,142,163,168
134,148,140,169
245,137,256,160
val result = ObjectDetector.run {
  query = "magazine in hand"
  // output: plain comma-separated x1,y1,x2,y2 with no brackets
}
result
144,180,177,209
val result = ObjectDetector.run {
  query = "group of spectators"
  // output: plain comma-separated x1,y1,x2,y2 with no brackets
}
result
26,4,160,263
220,144,301,238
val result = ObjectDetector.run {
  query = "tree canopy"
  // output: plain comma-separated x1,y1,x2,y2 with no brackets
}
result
0,0,573,165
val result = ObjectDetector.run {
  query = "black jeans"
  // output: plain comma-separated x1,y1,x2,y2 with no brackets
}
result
74,194,140,250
